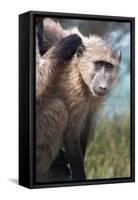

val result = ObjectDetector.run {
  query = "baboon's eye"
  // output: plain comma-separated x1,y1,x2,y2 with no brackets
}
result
94,61,103,70
106,63,114,69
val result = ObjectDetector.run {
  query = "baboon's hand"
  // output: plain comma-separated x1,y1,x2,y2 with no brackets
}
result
53,34,82,65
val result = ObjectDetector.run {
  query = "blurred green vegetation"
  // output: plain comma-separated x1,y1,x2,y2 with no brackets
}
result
85,111,130,179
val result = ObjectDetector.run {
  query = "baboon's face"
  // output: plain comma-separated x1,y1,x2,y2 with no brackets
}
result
89,60,120,96
77,41,121,97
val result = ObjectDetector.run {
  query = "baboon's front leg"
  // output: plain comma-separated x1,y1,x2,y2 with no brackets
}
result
64,128,86,181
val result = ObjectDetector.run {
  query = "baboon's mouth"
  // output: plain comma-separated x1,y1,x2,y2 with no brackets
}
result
93,89,107,97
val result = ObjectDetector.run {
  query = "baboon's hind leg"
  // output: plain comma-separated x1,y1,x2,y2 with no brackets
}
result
36,98,68,182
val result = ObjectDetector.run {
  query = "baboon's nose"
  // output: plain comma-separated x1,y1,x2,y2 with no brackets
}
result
99,86,107,93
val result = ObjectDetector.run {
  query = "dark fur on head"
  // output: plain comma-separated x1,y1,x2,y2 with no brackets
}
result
52,34,82,65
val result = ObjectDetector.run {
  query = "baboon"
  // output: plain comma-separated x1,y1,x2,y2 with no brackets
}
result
36,19,121,182
36,33,82,182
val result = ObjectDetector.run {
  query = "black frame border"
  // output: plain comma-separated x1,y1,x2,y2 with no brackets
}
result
19,10,135,189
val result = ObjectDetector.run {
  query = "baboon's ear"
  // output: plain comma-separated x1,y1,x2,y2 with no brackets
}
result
77,44,85,58
112,49,122,63
117,50,122,63
53,34,82,65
